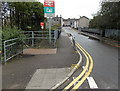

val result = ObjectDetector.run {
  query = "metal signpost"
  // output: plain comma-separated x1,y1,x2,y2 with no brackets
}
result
40,22,44,37
44,0,55,44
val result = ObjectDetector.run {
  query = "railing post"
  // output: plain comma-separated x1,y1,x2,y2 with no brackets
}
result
32,31,34,47
72,36,76,49
4,41,6,63
54,38,56,48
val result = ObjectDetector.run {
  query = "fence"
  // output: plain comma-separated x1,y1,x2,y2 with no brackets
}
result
105,29,120,40
80,28,120,40
3,30,59,63
81,28,101,35
22,31,57,48
3,38,23,63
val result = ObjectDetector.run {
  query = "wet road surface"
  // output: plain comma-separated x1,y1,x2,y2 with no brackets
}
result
63,27,118,89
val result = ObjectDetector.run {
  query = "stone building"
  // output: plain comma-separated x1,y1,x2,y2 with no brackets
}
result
62,16,90,29
63,18,71,27
46,15,63,29
70,18,79,29
78,16,90,29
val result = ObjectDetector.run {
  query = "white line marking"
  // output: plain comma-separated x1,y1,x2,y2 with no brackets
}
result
82,66,88,71
82,66,98,89
73,77,79,86
72,77,81,89
73,77,76,86
87,77,98,89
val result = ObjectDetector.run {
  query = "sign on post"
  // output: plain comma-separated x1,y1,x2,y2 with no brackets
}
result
44,0,55,7
44,0,55,17
44,0,55,44
40,22,44,26
40,22,44,29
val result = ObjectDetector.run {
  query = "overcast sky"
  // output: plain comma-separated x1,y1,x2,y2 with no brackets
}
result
38,0,102,19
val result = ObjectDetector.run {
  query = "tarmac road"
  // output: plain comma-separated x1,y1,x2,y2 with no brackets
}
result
63,27,118,89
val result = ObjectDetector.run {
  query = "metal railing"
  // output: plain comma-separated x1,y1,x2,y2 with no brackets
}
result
80,28,120,40
3,30,59,63
22,31,56,47
105,29,120,40
3,38,23,63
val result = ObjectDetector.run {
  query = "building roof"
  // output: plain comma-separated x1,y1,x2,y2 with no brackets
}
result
63,18,79,21
80,16,89,20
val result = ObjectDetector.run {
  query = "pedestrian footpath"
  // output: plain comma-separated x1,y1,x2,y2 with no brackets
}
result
2,30,79,89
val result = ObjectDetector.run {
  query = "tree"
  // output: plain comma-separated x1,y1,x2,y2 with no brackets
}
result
100,2,120,29
8,2,44,31
89,2,120,29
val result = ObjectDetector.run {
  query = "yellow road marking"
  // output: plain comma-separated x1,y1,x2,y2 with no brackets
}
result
71,43,93,90
71,64,80,69
75,51,78,53
63,43,90,90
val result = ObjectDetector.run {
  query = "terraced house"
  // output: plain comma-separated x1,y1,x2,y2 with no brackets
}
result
63,16,90,29
78,16,90,29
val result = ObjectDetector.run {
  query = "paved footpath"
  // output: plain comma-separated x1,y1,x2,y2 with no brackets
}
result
26,68,71,89
2,30,79,89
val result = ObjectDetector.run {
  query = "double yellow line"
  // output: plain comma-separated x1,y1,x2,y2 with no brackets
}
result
63,42,94,91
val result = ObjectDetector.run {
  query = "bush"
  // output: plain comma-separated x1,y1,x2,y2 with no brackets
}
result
2,26,24,41
2,26,25,51
51,24,61,30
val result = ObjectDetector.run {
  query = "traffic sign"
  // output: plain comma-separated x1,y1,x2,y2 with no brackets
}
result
44,1,55,7
44,0,55,44
44,7,55,13
40,22,44,29
40,22,44,26
41,26,44,29
44,0,55,17
44,13,55,17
